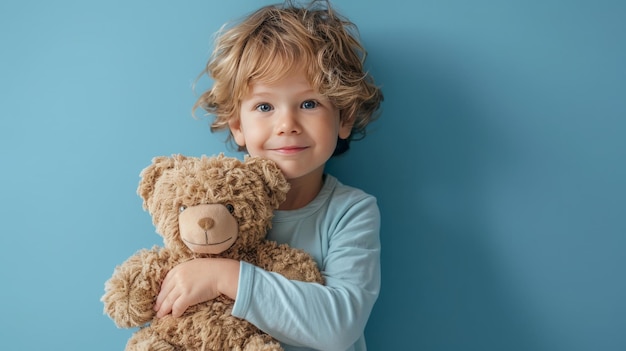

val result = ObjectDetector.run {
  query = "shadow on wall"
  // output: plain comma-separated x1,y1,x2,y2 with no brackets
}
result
327,31,546,350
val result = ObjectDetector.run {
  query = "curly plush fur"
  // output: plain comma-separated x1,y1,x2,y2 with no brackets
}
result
102,154,323,351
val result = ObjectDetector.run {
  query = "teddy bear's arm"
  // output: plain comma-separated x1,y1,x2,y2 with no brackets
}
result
101,246,172,328
257,242,324,285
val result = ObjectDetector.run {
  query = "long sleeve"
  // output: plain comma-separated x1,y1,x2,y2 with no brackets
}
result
232,177,381,351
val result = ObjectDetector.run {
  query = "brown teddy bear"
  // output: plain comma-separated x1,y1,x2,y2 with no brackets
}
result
102,154,323,351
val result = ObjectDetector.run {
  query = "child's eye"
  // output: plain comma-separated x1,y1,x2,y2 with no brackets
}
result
301,100,318,109
255,103,272,112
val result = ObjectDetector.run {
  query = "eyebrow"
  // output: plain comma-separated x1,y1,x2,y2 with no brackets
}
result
245,88,319,99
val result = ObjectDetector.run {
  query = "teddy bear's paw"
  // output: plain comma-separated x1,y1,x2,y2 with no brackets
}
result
243,334,284,351
126,327,177,351
102,249,165,327
102,277,156,328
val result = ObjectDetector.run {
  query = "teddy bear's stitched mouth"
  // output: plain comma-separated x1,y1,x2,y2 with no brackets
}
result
182,237,233,246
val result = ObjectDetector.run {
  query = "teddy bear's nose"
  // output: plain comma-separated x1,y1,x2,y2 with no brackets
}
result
198,217,215,230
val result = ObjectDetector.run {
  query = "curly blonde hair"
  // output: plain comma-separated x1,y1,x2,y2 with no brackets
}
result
194,0,382,155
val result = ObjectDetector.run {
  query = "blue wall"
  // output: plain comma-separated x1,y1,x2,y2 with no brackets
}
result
1,1,624,350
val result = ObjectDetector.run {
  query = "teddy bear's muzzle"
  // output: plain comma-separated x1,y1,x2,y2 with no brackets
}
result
178,204,239,254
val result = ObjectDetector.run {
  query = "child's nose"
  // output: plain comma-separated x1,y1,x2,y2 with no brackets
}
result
276,109,301,135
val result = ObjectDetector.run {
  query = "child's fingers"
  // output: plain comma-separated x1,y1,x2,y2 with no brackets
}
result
154,270,176,315
155,288,180,318
171,298,190,318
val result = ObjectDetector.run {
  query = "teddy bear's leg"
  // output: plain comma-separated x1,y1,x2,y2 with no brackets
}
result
126,327,177,351
243,334,284,351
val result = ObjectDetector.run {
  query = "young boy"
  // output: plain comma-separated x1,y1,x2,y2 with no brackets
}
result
154,1,383,349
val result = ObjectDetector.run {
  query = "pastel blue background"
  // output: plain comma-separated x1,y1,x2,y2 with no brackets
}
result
1,0,624,350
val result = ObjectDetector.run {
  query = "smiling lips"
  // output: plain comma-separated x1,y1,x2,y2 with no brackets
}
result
273,146,308,154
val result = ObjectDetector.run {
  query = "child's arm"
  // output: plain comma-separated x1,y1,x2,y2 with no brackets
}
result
153,257,239,318
232,195,381,350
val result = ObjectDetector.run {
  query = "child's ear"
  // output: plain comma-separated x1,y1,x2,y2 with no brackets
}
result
339,119,354,139
228,118,246,147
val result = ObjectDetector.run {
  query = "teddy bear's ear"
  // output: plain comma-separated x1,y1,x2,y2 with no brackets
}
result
137,155,182,210
244,155,290,209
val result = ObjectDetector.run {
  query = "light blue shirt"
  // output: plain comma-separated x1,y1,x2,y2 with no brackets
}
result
232,174,381,351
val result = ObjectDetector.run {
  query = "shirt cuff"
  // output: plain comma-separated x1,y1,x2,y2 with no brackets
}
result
232,260,254,318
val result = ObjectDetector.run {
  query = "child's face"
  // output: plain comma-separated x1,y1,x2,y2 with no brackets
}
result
230,69,352,182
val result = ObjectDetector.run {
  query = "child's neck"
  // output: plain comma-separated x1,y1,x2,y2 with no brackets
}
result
279,172,325,211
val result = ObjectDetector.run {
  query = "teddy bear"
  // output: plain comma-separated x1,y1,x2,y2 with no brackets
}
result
101,154,324,351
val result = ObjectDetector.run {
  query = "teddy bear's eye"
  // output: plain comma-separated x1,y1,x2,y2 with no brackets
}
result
225,204,235,214
179,205,187,213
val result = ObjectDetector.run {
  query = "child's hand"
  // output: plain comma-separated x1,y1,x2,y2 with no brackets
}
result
154,258,240,318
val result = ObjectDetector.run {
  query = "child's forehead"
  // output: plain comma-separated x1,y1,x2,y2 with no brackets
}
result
249,65,310,85
247,77,318,98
